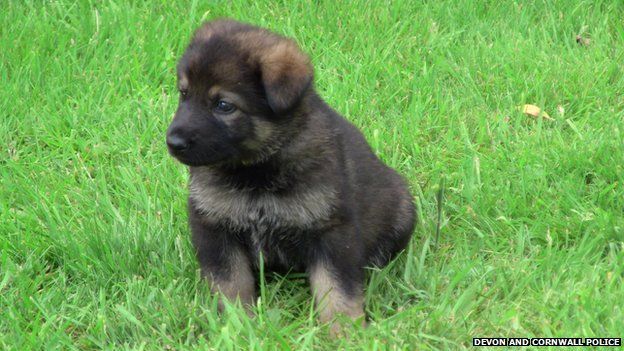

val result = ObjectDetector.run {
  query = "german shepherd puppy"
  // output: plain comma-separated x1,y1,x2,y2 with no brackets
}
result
166,19,415,332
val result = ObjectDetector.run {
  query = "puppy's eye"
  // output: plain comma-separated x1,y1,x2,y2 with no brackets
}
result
213,100,236,114
179,89,188,97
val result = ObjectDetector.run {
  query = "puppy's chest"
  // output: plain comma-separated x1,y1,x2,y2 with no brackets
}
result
245,211,309,270
190,179,336,266
191,183,335,227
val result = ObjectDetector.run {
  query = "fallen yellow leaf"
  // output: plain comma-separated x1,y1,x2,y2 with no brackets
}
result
521,104,553,120
576,35,591,46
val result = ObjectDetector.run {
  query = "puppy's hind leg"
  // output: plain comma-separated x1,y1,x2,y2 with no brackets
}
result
371,194,416,267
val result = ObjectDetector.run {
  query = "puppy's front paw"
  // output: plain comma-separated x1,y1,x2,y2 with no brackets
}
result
309,262,366,337
327,314,367,338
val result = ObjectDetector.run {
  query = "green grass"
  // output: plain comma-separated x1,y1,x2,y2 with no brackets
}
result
2,0,623,349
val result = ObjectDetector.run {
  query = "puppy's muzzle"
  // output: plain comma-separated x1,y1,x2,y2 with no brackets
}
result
166,133,190,152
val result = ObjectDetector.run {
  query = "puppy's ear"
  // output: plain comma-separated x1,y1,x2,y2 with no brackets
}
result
260,40,313,114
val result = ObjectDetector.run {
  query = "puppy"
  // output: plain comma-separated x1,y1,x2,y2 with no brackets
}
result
166,19,415,332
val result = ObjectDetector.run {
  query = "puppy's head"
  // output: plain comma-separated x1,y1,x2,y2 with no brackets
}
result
166,20,313,167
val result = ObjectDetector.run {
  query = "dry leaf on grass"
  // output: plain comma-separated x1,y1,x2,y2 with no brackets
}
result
576,25,591,46
521,104,554,120
576,35,591,46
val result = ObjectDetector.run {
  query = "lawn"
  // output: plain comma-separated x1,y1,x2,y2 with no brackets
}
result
1,0,623,349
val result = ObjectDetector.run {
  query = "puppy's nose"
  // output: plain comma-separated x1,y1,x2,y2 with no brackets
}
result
166,134,190,151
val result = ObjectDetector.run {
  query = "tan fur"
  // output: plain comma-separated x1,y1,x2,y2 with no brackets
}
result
309,263,365,335
206,87,251,112
250,118,274,143
190,168,336,230
194,26,213,41
207,85,222,97
231,30,312,81
258,40,312,87
241,117,275,154
178,74,189,91
232,30,278,55
207,248,255,309
193,19,239,42
231,27,313,112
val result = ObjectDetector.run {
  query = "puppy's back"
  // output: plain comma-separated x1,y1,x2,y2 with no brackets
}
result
315,97,416,265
